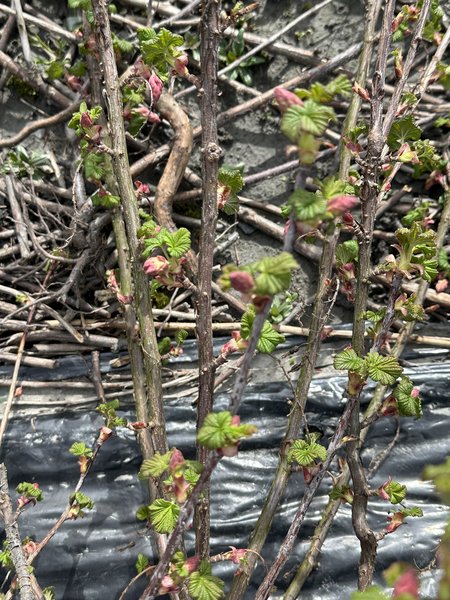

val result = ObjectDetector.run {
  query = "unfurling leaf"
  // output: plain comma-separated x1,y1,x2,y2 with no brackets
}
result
387,115,421,151
288,434,327,466
139,451,172,479
281,100,335,141
393,376,422,418
136,553,149,574
197,412,257,450
148,499,180,533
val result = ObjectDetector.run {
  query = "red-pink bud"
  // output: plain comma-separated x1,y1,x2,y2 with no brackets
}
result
273,87,303,113
229,271,255,294
327,194,359,216
149,73,163,103
173,54,189,77
143,255,170,277
393,568,419,599
342,212,354,226
184,556,200,574
353,82,370,101
436,278,449,293
80,112,93,128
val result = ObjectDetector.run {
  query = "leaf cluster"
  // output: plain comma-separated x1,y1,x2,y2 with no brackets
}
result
334,348,403,386
241,306,285,353
288,433,327,467
16,482,43,503
197,411,257,450
140,217,191,259
96,399,127,428
137,28,185,82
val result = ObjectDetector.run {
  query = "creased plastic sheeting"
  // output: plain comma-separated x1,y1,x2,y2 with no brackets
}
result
1,360,450,599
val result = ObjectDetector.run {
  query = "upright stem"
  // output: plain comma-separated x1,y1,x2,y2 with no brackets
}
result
90,0,167,456
0,465,34,600
226,2,380,597
195,0,222,560
347,0,431,589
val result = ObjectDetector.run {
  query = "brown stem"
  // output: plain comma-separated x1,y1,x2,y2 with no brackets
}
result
194,0,222,560
0,464,35,600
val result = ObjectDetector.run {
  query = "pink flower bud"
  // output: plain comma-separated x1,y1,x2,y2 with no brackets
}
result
229,271,255,294
226,547,248,565
134,180,150,195
147,111,161,124
130,421,146,430
273,87,303,113
327,195,359,216
149,73,163,103
143,255,170,277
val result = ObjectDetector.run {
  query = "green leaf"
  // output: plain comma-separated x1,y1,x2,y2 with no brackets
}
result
218,166,244,194
399,506,423,518
136,505,151,521
138,451,172,479
71,491,94,510
138,27,185,81
384,480,407,504
281,100,335,141
288,434,327,466
288,189,327,223
135,553,149,574
175,329,188,346
318,175,355,200
333,348,366,375
42,587,55,600
69,442,94,458
336,240,359,266
350,587,389,600
393,376,422,418
252,252,298,296
257,321,285,353
16,482,43,502
387,116,422,151
188,560,224,600
197,411,257,450
148,499,180,533
46,60,66,80
163,228,191,258
111,32,134,55
84,153,107,182
240,307,285,353
365,353,403,385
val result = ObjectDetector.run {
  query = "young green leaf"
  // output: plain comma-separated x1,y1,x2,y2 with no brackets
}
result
175,329,188,346
251,252,298,296
43,587,56,600
136,505,152,521
69,442,94,458
218,167,244,194
336,240,359,266
387,115,421,151
138,451,172,479
188,560,224,600
197,412,257,450
16,482,43,502
288,434,327,466
148,499,180,533
281,100,335,140
393,376,422,418
384,480,407,504
163,228,191,258
240,307,285,353
333,348,366,375
287,189,327,224
138,27,185,81
135,553,149,574
365,353,402,385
